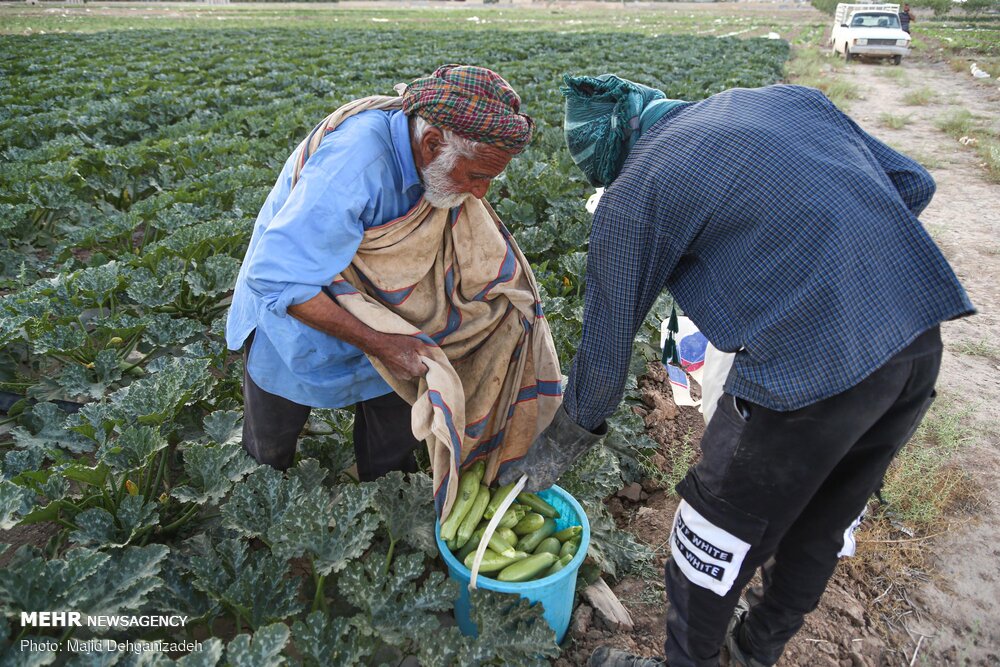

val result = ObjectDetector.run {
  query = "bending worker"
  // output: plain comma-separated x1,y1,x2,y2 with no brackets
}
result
500,77,974,666
226,65,534,481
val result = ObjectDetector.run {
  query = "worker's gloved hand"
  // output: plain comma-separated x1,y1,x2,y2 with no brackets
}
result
498,406,607,492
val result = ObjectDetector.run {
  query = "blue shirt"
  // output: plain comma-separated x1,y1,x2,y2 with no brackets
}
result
564,85,974,430
225,109,424,408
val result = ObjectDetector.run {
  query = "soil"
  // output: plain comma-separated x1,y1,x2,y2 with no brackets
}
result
557,52,1000,667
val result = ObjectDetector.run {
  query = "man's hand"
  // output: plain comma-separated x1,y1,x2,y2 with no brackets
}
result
498,405,607,492
368,333,432,382
289,294,432,382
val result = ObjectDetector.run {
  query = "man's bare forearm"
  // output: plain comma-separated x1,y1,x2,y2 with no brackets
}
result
288,292,430,381
288,292,385,355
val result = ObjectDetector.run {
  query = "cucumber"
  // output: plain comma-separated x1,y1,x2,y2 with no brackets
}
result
498,527,518,547
497,552,559,582
516,518,557,553
497,505,525,529
439,460,486,542
553,525,582,542
559,537,580,559
455,485,491,548
534,536,561,556
456,526,486,561
516,492,560,519
464,548,528,574
544,553,574,577
457,524,516,560
484,482,518,519
512,512,545,536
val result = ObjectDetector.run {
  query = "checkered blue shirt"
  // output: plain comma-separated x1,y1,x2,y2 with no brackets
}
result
564,85,974,430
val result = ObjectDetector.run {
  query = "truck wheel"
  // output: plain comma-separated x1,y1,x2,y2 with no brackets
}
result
892,55,902,66
844,46,852,63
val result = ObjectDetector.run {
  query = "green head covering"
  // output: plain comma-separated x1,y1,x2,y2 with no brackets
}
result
562,73,684,187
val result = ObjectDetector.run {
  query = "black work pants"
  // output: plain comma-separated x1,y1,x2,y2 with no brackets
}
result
240,332,421,480
665,327,942,666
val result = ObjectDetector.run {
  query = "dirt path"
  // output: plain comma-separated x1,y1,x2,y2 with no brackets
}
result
840,56,1000,666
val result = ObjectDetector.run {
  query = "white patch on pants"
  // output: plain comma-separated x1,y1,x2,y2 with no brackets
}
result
670,500,751,597
837,507,867,558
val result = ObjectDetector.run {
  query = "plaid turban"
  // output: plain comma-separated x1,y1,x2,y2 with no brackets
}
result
403,65,534,153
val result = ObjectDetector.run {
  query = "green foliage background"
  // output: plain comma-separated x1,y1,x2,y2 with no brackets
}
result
0,25,787,664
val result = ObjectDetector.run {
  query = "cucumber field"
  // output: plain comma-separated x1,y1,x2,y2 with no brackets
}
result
2,2,999,666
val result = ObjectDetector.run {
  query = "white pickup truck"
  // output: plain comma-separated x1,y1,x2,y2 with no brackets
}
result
830,3,911,65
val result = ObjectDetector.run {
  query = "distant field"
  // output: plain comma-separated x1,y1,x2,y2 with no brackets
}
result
0,0,822,34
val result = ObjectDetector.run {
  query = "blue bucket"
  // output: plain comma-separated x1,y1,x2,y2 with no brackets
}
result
435,484,590,644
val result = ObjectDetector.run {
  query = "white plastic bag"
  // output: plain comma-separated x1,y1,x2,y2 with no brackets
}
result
660,316,735,424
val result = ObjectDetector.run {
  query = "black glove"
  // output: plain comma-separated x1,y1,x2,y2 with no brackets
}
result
498,405,607,492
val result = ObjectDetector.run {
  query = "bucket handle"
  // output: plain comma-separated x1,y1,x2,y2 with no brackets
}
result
469,474,526,590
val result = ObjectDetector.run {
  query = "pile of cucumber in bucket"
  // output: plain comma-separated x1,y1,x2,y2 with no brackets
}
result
439,461,583,582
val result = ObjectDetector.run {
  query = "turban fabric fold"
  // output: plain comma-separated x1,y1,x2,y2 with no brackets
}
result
403,64,534,153
562,73,685,187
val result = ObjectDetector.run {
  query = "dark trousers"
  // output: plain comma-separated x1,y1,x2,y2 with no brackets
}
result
241,333,421,480
665,327,942,667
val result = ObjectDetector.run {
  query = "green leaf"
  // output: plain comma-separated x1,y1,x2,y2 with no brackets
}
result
82,544,169,618
0,617,57,665
85,357,212,428
60,462,110,488
0,546,106,614
269,484,378,577
188,537,301,630
97,425,168,472
202,410,242,445
291,612,375,667
63,649,129,666
171,442,258,506
0,545,167,619
587,504,654,580
17,499,72,526
286,458,326,491
69,507,116,547
220,466,302,540
126,266,182,308
605,409,659,486
416,627,469,667
2,448,46,482
370,471,437,556
31,322,87,356
297,434,356,480
456,588,560,666
176,638,223,667
11,402,93,455
71,262,122,303
140,313,204,348
186,255,240,298
145,547,217,622
225,623,289,667
338,551,455,647
70,495,158,548
0,481,35,530
559,443,623,506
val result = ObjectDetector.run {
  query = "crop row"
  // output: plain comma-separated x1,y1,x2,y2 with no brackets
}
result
0,26,788,664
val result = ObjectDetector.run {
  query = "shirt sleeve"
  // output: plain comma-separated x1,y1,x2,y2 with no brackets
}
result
244,135,380,317
562,186,683,431
843,112,936,216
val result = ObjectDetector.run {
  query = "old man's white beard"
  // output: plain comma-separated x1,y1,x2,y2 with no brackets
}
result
421,150,472,210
